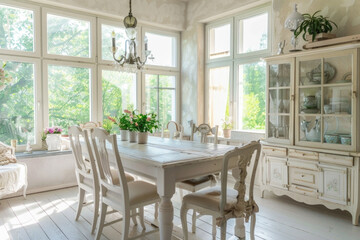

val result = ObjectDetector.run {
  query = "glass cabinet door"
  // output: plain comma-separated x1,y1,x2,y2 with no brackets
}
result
296,50,355,150
267,61,293,143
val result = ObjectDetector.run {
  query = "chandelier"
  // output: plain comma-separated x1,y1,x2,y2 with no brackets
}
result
111,0,153,70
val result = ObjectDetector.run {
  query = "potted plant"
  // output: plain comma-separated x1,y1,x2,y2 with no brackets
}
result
294,10,338,42
44,127,62,151
221,117,232,139
132,112,160,144
108,110,131,141
128,110,138,142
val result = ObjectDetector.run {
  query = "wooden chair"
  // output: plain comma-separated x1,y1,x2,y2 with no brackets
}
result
91,128,160,240
180,141,261,240
163,121,183,140
69,126,135,234
177,123,219,233
80,121,102,130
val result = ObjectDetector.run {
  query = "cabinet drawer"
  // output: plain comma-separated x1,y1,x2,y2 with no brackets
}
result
319,153,353,167
289,184,318,197
289,167,319,190
263,146,287,157
288,149,318,161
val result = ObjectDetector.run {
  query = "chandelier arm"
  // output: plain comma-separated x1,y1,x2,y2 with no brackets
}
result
129,0,132,15
113,53,125,64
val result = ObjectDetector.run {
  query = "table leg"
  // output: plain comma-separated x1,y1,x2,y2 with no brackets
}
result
234,218,246,240
159,195,174,239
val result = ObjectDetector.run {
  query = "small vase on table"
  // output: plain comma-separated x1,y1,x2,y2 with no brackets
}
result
129,131,137,142
120,129,129,141
137,132,148,144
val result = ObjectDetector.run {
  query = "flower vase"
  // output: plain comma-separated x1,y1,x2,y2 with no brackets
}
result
120,129,129,141
129,131,137,142
42,140,48,150
137,132,148,144
46,134,61,151
223,129,231,138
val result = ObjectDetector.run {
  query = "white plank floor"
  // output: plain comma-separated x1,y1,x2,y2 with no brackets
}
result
1,186,360,240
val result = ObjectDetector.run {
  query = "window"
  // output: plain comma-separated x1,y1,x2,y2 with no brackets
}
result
0,58,38,146
144,29,179,68
46,63,92,133
206,5,270,132
207,23,231,60
144,73,177,125
101,69,137,118
0,4,35,52
101,23,126,61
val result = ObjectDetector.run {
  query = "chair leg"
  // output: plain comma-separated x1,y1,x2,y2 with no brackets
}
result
154,202,159,219
220,220,227,240
139,207,146,230
250,213,256,240
95,202,108,240
212,216,216,240
191,209,196,233
121,209,130,240
75,188,85,221
180,204,189,240
131,209,138,225
91,190,99,234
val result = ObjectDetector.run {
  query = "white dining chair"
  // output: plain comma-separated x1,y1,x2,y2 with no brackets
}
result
91,128,160,240
190,123,218,143
163,121,183,140
180,141,261,240
80,121,102,130
69,126,135,234
177,123,219,233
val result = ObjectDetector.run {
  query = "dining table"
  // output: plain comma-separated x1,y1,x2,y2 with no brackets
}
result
115,136,246,240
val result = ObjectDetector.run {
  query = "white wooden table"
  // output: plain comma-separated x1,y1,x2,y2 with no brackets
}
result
116,136,245,240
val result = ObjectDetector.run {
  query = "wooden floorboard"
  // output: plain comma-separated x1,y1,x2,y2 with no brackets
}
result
1,186,360,240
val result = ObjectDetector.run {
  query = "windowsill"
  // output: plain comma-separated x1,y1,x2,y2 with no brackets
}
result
16,150,72,159
231,129,265,134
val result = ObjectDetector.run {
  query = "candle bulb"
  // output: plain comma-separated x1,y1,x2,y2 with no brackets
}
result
112,31,116,49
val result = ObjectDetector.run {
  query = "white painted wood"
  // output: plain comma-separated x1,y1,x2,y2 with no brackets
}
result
266,156,288,190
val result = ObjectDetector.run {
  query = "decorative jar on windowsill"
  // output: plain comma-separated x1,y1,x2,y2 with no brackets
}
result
44,127,63,151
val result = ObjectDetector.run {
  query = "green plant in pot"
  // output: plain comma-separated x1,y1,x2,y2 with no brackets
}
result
294,10,338,42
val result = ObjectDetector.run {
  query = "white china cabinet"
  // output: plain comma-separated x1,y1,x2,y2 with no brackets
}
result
261,44,360,225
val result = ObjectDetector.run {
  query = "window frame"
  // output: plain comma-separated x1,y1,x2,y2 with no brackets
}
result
42,8,96,62
142,27,180,71
42,60,96,129
205,18,234,64
0,0,41,57
97,65,141,121
0,54,42,151
141,70,180,124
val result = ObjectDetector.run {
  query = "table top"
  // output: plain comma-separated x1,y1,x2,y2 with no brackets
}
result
116,136,236,168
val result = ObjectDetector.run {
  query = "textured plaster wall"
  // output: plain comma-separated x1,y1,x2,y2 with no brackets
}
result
35,0,186,30
273,0,360,53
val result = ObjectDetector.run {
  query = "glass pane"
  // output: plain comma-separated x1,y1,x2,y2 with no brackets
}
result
299,87,321,114
324,55,352,84
324,86,351,114
238,62,266,130
268,116,289,139
48,65,90,133
159,75,176,88
159,89,176,126
102,70,136,118
238,13,268,53
299,116,321,142
208,66,230,127
0,5,34,52
102,24,126,61
146,32,176,67
47,14,90,58
209,24,230,59
269,63,290,87
0,61,35,145
269,89,290,114
299,59,321,86
324,116,351,145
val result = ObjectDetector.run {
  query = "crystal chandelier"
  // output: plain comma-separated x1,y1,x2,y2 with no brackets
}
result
112,0,153,70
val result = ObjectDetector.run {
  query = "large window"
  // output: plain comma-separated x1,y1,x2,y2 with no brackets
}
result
206,5,270,131
0,2,179,150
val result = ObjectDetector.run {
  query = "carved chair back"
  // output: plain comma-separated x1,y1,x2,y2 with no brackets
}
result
219,141,261,222
191,123,218,143
80,121,102,130
91,128,129,204
167,121,180,140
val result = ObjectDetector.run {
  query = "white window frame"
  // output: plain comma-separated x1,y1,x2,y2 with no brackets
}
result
0,54,41,151
97,65,141,121
141,70,180,124
42,8,96,62
234,5,272,59
0,0,40,57
43,60,96,129
142,27,180,71
205,18,234,64
204,61,234,126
